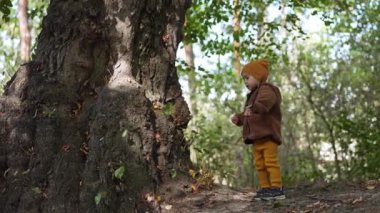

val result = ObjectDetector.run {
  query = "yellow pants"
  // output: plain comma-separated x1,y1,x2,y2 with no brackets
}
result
252,140,282,188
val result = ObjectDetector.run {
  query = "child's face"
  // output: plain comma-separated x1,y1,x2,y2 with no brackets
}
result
242,73,260,91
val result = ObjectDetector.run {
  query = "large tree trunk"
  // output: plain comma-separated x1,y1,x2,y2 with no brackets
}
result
0,0,191,212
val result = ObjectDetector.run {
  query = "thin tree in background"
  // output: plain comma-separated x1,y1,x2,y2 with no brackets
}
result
18,0,31,62
233,0,241,75
184,43,197,115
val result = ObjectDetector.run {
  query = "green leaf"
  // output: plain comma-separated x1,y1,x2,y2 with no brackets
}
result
114,166,125,180
0,0,12,22
163,103,174,116
324,20,333,26
95,191,107,205
94,194,101,205
170,169,177,178
31,187,42,194
121,130,128,138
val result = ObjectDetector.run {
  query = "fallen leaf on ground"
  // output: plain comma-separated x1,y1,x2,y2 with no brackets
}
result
145,193,155,202
232,192,254,200
365,180,378,190
367,185,375,190
333,203,341,208
191,184,198,193
164,205,172,210
306,201,330,210
62,144,70,152
352,197,363,204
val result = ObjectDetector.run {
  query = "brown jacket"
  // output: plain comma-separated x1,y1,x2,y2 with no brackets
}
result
236,83,282,145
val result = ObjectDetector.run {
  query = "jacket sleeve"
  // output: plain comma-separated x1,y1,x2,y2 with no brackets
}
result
235,112,244,126
251,85,277,114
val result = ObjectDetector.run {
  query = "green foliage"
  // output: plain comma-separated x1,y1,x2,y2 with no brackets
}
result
181,0,380,187
170,169,177,179
94,191,107,205
0,0,48,93
0,0,12,23
274,0,380,180
183,65,253,186
31,186,42,194
187,113,240,185
162,103,174,116
186,1,272,60
337,109,380,179
0,0,20,93
113,166,125,180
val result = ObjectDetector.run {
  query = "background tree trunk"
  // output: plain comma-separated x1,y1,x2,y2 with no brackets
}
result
18,0,31,62
0,0,191,212
184,43,197,115
232,0,241,75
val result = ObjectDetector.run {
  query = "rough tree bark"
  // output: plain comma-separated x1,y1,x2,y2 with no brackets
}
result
0,0,192,212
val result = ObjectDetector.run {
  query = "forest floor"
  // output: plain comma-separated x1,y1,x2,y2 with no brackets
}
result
156,179,380,213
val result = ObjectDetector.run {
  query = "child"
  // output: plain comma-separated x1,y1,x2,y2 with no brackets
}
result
231,59,285,201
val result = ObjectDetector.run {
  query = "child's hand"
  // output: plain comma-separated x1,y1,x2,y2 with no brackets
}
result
231,114,239,125
244,106,253,116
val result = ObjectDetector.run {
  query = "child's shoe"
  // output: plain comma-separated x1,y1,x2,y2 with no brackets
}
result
261,187,286,200
251,188,270,201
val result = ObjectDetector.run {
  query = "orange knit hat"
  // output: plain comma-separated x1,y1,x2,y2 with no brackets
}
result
241,59,269,82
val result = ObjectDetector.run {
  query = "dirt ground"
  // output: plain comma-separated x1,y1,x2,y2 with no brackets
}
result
156,180,380,213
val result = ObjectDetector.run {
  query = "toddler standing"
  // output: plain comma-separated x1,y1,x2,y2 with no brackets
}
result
231,59,285,201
